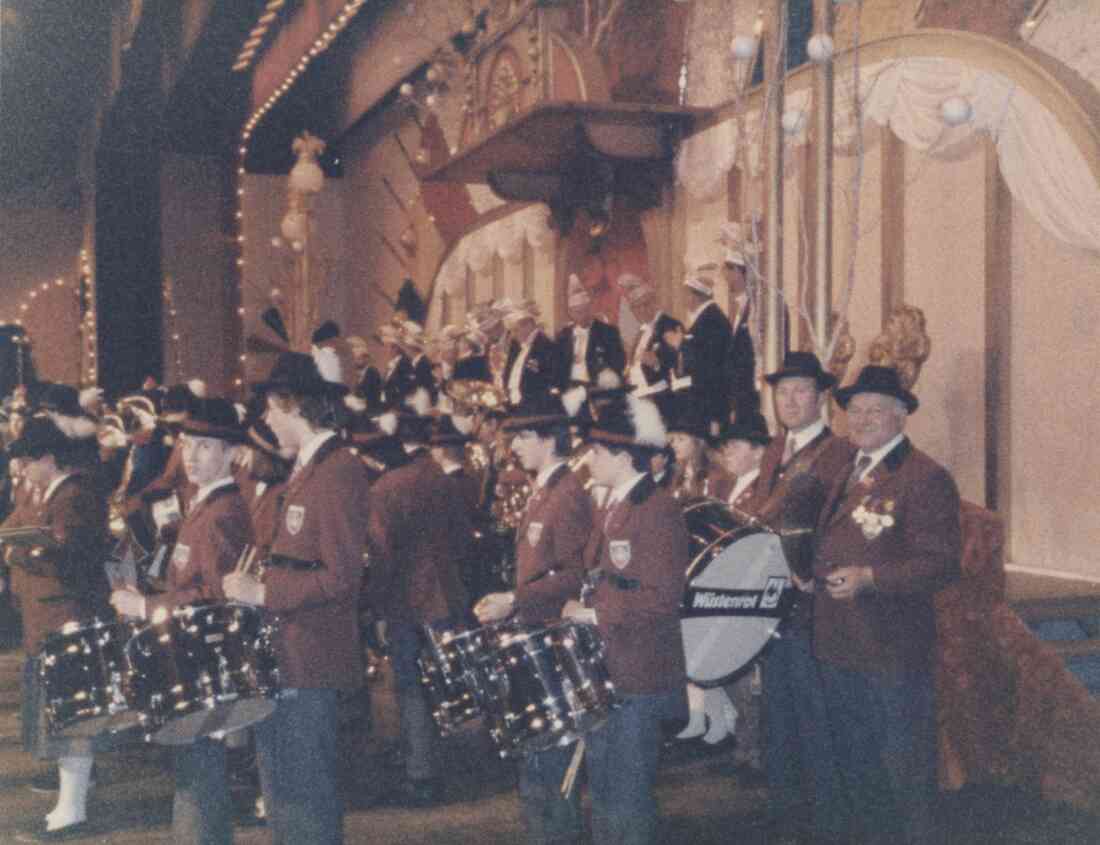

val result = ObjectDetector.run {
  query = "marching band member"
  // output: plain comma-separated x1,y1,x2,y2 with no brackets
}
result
364,394,472,806
664,397,720,501
4,414,109,842
223,351,371,844
474,391,593,844
111,397,252,845
562,392,689,845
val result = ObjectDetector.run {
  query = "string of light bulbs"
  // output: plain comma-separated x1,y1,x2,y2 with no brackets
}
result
232,0,369,395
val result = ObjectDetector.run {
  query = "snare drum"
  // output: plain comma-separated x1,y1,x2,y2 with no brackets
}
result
124,602,279,745
481,621,617,759
418,623,509,735
39,618,142,738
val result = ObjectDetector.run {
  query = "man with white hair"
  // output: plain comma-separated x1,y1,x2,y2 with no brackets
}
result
812,365,960,845
502,303,559,406
622,282,681,391
555,274,625,388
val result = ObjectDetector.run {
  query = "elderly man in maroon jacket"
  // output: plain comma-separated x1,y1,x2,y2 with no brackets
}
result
812,366,960,845
113,397,253,845
365,403,472,807
224,352,371,845
562,391,688,845
474,392,593,845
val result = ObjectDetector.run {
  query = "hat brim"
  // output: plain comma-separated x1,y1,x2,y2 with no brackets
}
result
178,420,249,443
763,368,837,390
711,430,771,447
835,384,919,414
502,412,570,432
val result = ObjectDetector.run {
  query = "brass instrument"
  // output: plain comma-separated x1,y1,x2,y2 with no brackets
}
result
445,379,509,416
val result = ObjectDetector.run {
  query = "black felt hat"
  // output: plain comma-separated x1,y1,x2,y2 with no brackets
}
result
177,398,248,443
764,351,837,390
835,365,918,414
711,410,772,447
7,416,74,461
253,351,349,398
502,393,572,433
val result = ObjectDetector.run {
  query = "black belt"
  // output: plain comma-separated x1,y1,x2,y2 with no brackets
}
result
266,554,323,571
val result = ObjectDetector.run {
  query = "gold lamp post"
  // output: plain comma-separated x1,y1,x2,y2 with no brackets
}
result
280,131,326,350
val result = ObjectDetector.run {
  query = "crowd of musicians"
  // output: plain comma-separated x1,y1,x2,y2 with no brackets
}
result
0,240,961,845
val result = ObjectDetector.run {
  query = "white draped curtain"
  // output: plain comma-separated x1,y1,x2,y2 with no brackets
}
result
676,56,1100,254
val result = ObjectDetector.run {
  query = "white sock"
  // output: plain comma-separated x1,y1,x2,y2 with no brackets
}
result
675,683,708,740
702,688,737,745
46,755,92,831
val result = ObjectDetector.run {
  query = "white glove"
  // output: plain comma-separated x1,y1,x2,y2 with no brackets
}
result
561,599,597,625
474,591,515,624
110,588,147,620
223,572,266,607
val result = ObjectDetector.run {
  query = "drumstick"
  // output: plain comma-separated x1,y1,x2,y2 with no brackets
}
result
560,738,585,798
240,545,258,576
232,545,250,574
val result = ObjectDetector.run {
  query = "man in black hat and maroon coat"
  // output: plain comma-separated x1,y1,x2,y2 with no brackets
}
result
223,351,371,845
363,394,471,807
111,397,253,845
561,392,689,845
753,351,854,841
4,415,110,842
812,365,960,845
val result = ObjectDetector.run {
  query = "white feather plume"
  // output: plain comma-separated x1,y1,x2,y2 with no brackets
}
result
377,412,398,436
46,411,97,440
78,387,103,412
312,345,343,385
627,395,666,449
188,379,208,398
561,385,587,419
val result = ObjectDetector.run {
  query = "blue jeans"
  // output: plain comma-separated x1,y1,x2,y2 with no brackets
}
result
817,662,940,845
254,688,343,845
584,691,679,845
762,628,846,836
387,620,442,781
173,737,231,845
518,742,583,845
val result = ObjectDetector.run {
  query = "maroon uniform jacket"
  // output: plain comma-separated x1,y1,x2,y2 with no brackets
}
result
366,450,471,625
513,464,593,625
146,482,252,619
238,474,287,561
264,435,371,690
754,427,855,579
812,438,960,676
584,474,688,695
6,471,110,653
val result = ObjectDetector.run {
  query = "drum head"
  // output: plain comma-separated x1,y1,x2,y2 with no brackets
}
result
681,527,793,687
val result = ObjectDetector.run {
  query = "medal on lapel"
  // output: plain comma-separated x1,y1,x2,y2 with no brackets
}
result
286,504,305,536
609,540,632,569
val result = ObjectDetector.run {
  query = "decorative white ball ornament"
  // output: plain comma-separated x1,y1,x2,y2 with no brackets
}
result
781,109,806,136
399,82,415,98
425,66,439,83
730,35,758,61
271,236,284,248
289,158,324,194
290,240,304,253
424,93,439,109
807,33,834,63
940,96,973,126
280,209,307,243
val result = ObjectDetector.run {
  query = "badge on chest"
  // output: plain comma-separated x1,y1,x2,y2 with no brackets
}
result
609,539,632,569
285,504,306,536
172,543,191,570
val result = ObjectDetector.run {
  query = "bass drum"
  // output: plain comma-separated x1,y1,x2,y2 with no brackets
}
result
680,498,796,688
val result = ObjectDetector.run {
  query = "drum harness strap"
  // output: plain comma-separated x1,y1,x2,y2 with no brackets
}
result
581,567,640,604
